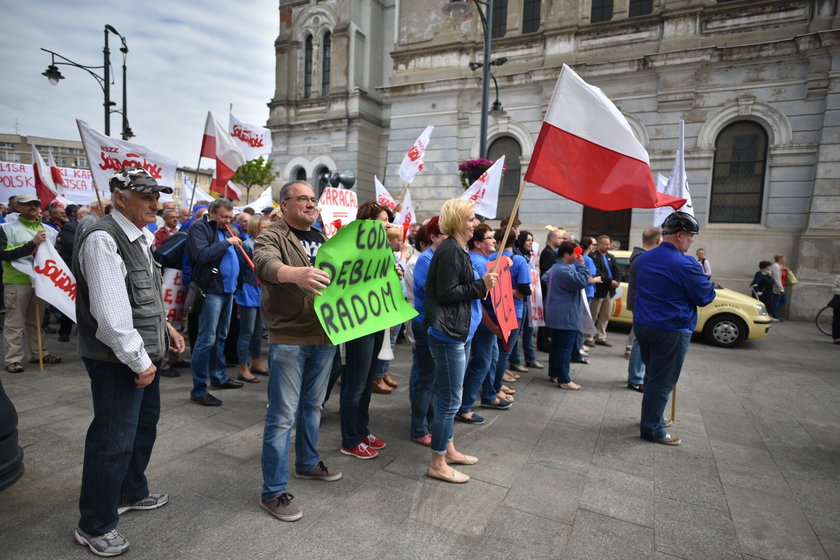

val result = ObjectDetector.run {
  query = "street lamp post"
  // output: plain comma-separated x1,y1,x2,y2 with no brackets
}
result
41,24,133,140
443,0,506,158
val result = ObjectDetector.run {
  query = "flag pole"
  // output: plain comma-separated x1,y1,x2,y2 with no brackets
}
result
35,299,44,373
670,385,677,422
490,179,527,276
188,155,202,212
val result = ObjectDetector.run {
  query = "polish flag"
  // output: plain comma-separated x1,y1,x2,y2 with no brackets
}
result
31,145,59,209
394,189,415,227
201,112,246,200
228,112,272,161
461,155,504,219
654,120,695,227
524,65,685,211
374,176,397,210
398,125,433,184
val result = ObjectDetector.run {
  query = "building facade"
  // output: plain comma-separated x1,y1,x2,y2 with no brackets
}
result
270,0,840,319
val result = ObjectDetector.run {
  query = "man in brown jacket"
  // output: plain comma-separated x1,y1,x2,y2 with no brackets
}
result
253,181,342,523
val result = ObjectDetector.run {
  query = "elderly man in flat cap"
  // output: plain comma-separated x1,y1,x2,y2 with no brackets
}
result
71,167,185,558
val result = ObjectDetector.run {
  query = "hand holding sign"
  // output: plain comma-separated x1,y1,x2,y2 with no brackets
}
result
482,271,498,292
295,266,331,296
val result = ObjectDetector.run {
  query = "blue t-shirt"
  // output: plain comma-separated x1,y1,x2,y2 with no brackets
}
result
583,254,596,298
218,231,240,294
488,249,531,319
413,248,434,324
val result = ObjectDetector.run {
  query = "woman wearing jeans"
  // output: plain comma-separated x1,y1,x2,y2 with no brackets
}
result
236,215,270,382
424,199,497,483
542,241,590,390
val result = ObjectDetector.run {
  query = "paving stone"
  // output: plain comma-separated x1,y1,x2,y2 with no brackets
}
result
654,495,741,560
709,439,792,499
563,508,654,560
724,483,828,560
502,462,585,523
580,462,655,527
530,422,599,476
654,456,729,512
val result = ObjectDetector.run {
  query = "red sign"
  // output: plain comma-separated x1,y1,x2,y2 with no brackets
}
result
487,257,517,343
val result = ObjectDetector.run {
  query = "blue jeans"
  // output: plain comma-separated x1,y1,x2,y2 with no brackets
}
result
548,328,577,384
79,358,161,536
409,321,436,438
237,305,263,365
428,335,470,455
483,327,520,402
261,343,335,500
519,301,537,362
191,293,234,398
635,325,691,441
627,332,644,385
461,327,498,414
771,291,788,319
340,330,384,448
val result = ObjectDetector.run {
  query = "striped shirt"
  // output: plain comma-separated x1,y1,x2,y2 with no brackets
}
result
78,210,155,373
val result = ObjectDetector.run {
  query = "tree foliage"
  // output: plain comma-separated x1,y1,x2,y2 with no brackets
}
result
232,157,280,200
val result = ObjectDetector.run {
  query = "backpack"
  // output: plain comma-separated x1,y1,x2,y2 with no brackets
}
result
153,231,188,269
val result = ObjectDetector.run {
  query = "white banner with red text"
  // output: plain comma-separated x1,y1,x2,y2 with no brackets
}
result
0,161,106,207
318,187,358,238
33,241,77,323
162,268,187,329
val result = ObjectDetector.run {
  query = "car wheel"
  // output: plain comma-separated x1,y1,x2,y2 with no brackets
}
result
703,313,747,348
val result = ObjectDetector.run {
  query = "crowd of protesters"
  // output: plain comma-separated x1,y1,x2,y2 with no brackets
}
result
0,174,813,557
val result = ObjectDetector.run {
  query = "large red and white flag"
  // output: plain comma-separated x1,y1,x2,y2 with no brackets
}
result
374,176,397,210
394,189,415,227
77,119,178,195
31,145,59,209
47,150,66,192
228,112,272,161
201,112,246,200
398,126,433,184
524,65,685,211
32,241,76,323
654,120,694,227
461,155,504,219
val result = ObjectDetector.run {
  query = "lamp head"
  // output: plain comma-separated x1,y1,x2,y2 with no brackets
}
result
442,0,473,24
42,64,64,86
489,100,506,118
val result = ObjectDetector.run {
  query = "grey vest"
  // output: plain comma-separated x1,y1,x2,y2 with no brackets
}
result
72,214,167,364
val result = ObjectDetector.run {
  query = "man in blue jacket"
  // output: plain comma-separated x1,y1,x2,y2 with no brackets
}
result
187,198,243,406
633,212,715,445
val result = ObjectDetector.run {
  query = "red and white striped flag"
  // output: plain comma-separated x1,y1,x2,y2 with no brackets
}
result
31,145,59,209
374,176,397,210
47,150,66,193
525,64,685,211
394,189,415,227
461,155,504,219
201,112,246,200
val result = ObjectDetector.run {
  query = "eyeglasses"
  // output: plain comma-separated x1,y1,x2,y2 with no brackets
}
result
284,195,318,204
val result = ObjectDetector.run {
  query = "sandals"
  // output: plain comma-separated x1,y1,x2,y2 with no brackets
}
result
501,385,516,395
5,362,23,373
28,354,61,364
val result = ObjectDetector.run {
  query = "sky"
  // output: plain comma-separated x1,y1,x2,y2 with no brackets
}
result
0,0,277,168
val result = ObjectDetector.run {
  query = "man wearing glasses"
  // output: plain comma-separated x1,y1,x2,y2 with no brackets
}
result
253,181,342,522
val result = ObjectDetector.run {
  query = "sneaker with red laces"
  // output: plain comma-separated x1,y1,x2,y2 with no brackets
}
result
362,433,387,450
340,442,378,459
411,434,432,447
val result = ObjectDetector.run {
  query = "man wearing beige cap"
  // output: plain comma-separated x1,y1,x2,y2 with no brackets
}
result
0,193,61,373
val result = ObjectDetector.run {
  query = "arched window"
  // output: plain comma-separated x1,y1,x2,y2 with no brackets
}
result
295,167,307,182
522,0,541,33
303,34,313,98
488,136,522,218
322,32,331,95
710,121,768,223
492,0,508,38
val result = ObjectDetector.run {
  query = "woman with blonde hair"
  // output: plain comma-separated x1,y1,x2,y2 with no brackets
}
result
424,198,497,483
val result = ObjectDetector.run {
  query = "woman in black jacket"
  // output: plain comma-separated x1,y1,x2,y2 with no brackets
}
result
425,199,497,483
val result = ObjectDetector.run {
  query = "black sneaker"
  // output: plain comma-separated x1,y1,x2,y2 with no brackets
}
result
191,393,222,406
627,383,643,393
260,492,303,522
480,399,512,410
74,528,129,557
294,461,342,481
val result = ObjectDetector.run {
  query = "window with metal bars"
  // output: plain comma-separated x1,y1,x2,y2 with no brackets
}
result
590,0,613,23
304,34,313,98
322,32,331,95
522,0,541,33
710,121,768,223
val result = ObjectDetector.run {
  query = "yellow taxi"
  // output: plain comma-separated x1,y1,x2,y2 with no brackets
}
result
607,250,772,348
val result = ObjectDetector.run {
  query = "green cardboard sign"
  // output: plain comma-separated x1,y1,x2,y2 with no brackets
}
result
314,220,418,345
